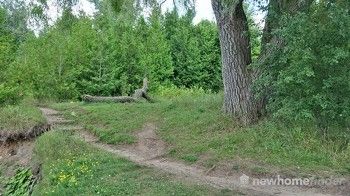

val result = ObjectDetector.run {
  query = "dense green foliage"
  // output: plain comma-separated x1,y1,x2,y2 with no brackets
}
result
1,2,222,102
5,168,34,196
258,2,350,130
164,10,222,91
0,4,29,105
7,16,97,100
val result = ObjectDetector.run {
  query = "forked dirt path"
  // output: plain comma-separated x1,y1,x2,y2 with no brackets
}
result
41,108,347,196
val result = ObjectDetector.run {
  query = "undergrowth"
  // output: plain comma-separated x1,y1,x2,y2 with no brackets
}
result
4,168,34,196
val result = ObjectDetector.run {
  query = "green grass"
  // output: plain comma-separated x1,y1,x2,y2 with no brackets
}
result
33,131,235,195
52,101,159,144
0,103,46,133
51,93,350,176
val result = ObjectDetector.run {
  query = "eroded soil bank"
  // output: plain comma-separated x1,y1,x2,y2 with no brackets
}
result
0,108,52,193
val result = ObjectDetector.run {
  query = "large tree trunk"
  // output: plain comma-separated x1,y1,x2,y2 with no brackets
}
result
212,0,258,124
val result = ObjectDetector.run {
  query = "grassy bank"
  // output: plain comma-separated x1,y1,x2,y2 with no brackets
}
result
0,103,46,133
51,93,350,176
33,131,233,195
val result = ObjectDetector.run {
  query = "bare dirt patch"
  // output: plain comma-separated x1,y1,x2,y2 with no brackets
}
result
0,141,40,193
127,123,167,160
38,108,73,126
0,141,34,166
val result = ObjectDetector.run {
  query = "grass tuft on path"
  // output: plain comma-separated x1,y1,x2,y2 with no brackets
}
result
33,131,234,195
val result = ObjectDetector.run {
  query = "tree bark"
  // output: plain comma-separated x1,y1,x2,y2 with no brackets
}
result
212,0,258,124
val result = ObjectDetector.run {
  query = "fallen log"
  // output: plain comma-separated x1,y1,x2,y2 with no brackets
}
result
82,95,137,103
82,78,152,103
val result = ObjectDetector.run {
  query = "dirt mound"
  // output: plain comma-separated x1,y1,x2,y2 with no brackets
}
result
127,123,167,160
0,107,79,193
0,141,39,193
0,108,52,193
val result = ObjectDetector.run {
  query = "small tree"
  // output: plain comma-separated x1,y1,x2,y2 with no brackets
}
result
139,8,173,89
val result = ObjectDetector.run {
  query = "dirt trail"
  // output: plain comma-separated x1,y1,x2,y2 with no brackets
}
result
39,108,76,128
41,108,348,196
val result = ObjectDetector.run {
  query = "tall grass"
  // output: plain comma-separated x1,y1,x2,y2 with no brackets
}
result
0,101,45,133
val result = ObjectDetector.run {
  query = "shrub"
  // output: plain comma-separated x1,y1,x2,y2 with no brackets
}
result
155,85,209,99
0,84,22,105
259,3,350,129
5,168,34,196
